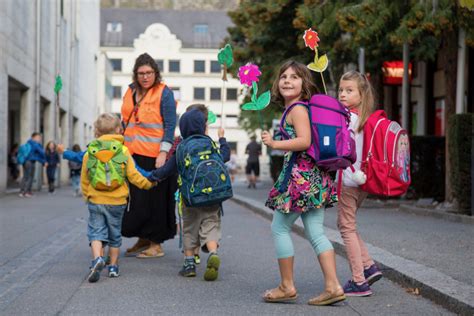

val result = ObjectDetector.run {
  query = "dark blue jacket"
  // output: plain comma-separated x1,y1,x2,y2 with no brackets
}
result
27,139,46,164
148,109,230,182
45,151,60,167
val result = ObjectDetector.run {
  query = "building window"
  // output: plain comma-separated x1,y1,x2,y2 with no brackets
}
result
194,87,205,100
106,22,122,32
171,87,181,101
169,60,180,73
155,59,164,72
226,88,238,100
210,88,221,100
113,86,122,99
194,24,208,34
110,59,122,71
194,60,205,73
210,61,221,73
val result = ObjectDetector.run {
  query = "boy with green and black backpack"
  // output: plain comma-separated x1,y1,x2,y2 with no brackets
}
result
81,113,154,283
148,105,232,281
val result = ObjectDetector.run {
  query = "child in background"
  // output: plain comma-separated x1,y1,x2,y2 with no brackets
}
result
81,113,153,283
45,141,60,194
18,132,46,197
337,70,382,296
261,60,345,306
68,144,82,196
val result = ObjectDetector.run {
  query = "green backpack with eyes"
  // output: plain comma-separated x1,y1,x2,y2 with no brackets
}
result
86,139,128,191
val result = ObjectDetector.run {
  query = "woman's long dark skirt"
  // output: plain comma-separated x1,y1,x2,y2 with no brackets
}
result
122,154,178,244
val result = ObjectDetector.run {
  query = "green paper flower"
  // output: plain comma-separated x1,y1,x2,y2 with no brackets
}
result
208,111,217,124
217,44,234,68
54,75,62,95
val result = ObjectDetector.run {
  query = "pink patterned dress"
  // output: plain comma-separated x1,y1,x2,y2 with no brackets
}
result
265,124,337,213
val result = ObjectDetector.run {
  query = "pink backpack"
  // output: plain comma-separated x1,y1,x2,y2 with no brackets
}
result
280,94,357,172
360,110,411,196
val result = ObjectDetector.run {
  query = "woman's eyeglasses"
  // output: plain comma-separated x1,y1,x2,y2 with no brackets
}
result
137,71,155,78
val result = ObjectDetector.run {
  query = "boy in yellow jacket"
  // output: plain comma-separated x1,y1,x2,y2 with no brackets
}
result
81,113,153,283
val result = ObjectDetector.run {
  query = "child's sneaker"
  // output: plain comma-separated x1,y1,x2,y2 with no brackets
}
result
179,262,196,277
87,256,105,283
204,253,220,281
343,280,372,297
194,254,201,265
108,265,120,278
364,264,382,286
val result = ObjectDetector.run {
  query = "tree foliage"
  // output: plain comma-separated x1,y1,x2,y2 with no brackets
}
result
228,0,474,133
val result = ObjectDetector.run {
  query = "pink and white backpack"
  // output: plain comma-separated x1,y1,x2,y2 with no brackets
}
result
360,110,411,196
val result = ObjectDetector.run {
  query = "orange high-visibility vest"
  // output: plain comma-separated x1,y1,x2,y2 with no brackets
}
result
121,83,166,157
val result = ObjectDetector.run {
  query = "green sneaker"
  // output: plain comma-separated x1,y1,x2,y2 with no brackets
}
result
204,253,220,281
194,254,201,265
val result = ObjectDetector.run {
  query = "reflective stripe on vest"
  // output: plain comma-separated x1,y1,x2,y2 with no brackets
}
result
121,83,165,157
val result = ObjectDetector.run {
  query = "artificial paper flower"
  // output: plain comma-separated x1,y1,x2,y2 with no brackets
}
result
303,28,320,50
238,63,261,86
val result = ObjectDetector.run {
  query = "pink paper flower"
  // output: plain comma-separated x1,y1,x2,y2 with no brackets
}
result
238,63,261,86
303,28,320,50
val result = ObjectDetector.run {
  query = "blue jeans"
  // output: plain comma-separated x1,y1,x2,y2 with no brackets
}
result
71,175,80,192
20,161,35,194
87,203,126,248
271,208,333,258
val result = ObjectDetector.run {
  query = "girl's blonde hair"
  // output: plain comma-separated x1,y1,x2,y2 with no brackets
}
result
340,70,376,132
271,60,318,106
94,113,122,137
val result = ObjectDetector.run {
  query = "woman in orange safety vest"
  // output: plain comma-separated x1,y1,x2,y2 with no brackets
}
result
121,53,177,258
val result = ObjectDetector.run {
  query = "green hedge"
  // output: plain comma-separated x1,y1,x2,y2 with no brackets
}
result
448,114,473,214
409,136,445,201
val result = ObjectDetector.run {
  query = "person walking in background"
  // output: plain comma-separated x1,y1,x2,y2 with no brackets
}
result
45,141,60,194
69,144,82,197
336,70,382,296
18,132,46,198
121,53,178,258
245,135,261,189
261,60,344,306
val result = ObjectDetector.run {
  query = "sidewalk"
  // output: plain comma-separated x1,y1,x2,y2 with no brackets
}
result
231,176,474,315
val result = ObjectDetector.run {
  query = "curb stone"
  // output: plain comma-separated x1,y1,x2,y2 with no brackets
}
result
231,194,474,316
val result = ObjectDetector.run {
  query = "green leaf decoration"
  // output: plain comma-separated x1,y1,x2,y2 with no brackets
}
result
307,54,329,73
217,44,234,67
54,75,62,95
241,102,258,111
208,111,217,124
256,90,271,110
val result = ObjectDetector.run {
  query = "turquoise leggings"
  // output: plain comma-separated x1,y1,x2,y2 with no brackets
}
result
271,208,333,258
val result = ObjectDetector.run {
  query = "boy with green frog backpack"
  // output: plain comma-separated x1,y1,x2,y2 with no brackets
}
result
81,113,154,283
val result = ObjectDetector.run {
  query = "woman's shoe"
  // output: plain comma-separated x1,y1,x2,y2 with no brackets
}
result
136,244,165,258
125,238,150,257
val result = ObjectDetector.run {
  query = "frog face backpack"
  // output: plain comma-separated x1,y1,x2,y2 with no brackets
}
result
86,139,128,191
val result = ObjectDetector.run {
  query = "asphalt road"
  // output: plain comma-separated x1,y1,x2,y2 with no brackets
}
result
0,188,452,315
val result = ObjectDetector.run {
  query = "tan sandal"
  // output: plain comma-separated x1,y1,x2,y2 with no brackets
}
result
263,285,298,303
125,239,150,257
308,288,346,306
136,244,165,259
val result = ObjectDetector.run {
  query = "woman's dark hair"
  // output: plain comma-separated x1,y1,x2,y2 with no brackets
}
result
132,53,162,89
271,60,318,106
72,144,81,152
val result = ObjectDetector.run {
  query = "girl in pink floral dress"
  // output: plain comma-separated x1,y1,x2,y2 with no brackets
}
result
261,60,345,306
